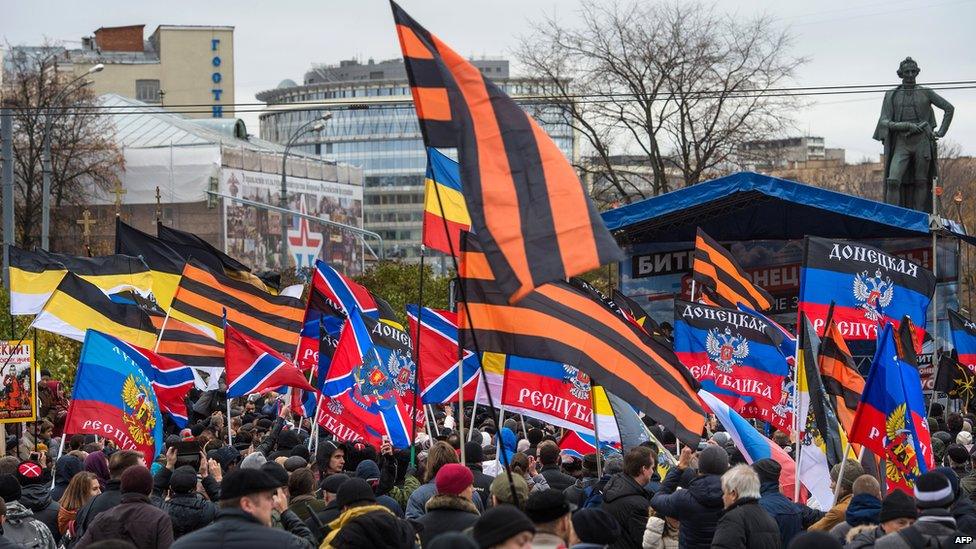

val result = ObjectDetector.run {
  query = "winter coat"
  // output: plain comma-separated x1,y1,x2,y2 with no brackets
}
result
467,464,495,508
73,478,122,536
171,508,315,549
602,473,653,549
710,497,781,549
541,464,577,492
650,470,725,549
873,511,970,549
951,494,976,536
51,455,83,502
809,493,853,532
321,504,416,549
161,493,219,539
19,484,61,542
830,494,882,544
416,494,479,546
404,480,483,520
565,475,600,508
75,493,174,549
304,500,340,544
643,516,680,549
482,428,518,477
844,524,885,549
757,481,803,547
2,501,56,549
288,494,327,523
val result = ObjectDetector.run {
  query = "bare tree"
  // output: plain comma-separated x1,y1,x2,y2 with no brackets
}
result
517,1,805,203
3,44,123,250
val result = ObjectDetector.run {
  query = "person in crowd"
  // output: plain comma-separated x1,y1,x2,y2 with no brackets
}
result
946,444,971,481
0,475,56,549
601,446,656,549
84,451,110,490
565,454,603,508
472,504,536,549
258,462,315,543
809,459,865,532
320,478,416,548
828,475,882,544
753,458,822,547
407,441,472,519
524,489,574,549
160,466,219,539
490,471,530,510
286,468,324,522
171,467,314,549
568,507,620,549
650,445,728,549
57,471,100,538
354,458,403,516
789,531,843,549
15,460,60,542
17,421,53,461
465,441,496,507
304,473,348,543
51,454,83,502
417,463,480,545
538,441,576,492
844,489,917,549
643,511,680,549
509,452,550,494
874,471,965,548
483,427,519,477
931,466,976,536
0,498,22,549
711,464,780,549
75,466,174,549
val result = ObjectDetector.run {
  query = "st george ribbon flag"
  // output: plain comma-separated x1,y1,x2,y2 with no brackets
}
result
673,300,789,411
65,330,165,459
798,236,935,346
406,304,479,404
849,323,933,494
422,147,470,256
692,229,773,311
949,309,976,373
391,1,622,303
224,324,315,398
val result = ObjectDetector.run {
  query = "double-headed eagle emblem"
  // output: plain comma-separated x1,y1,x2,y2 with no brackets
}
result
705,327,749,374
884,403,920,485
853,269,894,321
562,365,591,400
121,375,156,445
351,347,415,411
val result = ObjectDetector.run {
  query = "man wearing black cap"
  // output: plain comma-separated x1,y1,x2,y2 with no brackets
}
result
874,471,967,548
565,453,602,508
465,441,495,508
524,489,574,548
846,490,917,548
473,505,536,549
304,473,348,544
171,468,315,549
570,508,620,549
160,466,218,539
320,478,416,548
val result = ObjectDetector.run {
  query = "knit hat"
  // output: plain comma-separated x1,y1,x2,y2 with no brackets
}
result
879,489,919,522
120,466,153,495
571,508,621,545
321,473,349,495
15,461,48,486
435,463,474,496
711,432,731,446
473,504,536,549
957,431,974,446
283,456,308,472
582,453,602,474
932,467,961,497
209,446,242,471
933,431,953,445
290,445,311,461
697,445,730,475
914,471,954,509
240,452,267,470
0,475,22,503
336,477,376,508
830,459,865,493
190,424,205,437
787,531,843,549
219,468,281,500
947,444,970,465
277,430,301,451
490,472,529,505
256,418,273,431
752,458,781,484
524,489,573,523
169,466,198,494
355,459,381,481
426,532,478,549
465,441,484,463
260,462,289,488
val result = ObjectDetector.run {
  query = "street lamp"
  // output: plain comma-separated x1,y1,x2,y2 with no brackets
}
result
279,111,332,269
40,62,104,250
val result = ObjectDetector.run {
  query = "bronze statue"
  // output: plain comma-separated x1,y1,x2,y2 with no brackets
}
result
873,57,954,212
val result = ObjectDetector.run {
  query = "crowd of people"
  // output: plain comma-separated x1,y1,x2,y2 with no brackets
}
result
1,384,976,549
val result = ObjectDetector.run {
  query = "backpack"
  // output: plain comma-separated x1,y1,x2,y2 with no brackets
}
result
897,524,972,549
580,478,609,509
4,516,51,549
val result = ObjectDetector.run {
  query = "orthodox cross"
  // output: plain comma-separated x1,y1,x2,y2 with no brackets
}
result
155,186,162,223
76,209,96,256
111,181,127,215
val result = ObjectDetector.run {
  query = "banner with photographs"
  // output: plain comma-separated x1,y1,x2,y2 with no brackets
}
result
0,341,36,423
221,168,364,275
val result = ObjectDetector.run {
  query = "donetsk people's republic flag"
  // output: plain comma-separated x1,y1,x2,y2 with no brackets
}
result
949,309,976,373
798,236,935,345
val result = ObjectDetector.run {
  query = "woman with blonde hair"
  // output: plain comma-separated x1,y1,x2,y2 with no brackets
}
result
57,471,100,537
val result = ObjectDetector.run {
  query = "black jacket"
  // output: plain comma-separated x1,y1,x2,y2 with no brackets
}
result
19,484,61,542
650,469,725,549
74,479,122,538
467,464,494,509
305,500,340,545
161,494,218,539
171,508,314,549
601,474,652,549
75,493,174,549
564,474,599,508
710,497,781,549
416,494,479,546
540,465,576,493
951,495,976,536
328,508,416,549
757,481,806,548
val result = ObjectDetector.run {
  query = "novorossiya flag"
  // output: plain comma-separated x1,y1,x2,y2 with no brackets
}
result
798,236,935,345
65,330,165,459
692,229,773,311
391,1,622,303
224,323,315,398
949,309,976,374
423,147,470,256
673,299,789,411
406,304,479,404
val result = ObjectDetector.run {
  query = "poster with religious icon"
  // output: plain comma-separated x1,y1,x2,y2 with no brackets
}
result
0,341,36,423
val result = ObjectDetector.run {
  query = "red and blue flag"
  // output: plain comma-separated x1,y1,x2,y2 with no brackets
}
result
111,338,194,428
798,236,935,346
849,323,933,494
406,304,479,404
502,355,597,433
65,330,166,459
949,309,976,373
558,430,619,460
225,323,315,398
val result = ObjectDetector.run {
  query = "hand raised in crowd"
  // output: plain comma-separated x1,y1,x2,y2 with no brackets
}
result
272,487,289,513
208,458,222,482
677,446,694,470
199,452,210,477
165,446,178,470
380,440,393,456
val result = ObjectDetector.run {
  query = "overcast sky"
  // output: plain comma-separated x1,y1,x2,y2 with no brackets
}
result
4,0,975,162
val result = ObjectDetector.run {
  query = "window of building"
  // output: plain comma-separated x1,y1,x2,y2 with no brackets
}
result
136,79,161,103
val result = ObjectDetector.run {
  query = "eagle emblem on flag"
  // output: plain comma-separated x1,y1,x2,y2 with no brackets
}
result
884,403,920,486
386,349,415,397
121,374,157,445
853,269,894,321
705,328,749,374
327,397,344,415
562,365,591,400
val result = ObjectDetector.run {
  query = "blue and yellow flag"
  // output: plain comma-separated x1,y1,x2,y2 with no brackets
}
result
422,148,470,256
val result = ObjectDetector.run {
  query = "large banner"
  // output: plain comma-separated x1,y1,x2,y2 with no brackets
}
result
221,168,364,274
0,341,35,423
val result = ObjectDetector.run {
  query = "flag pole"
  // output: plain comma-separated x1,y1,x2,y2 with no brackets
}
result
468,381,481,442
411,246,427,466
226,397,233,445
591,387,603,479
832,441,850,505
152,304,174,353
793,313,805,502
458,363,466,465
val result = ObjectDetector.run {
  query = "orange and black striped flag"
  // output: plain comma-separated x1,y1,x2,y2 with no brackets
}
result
167,262,304,357
692,228,772,311
457,234,705,445
390,2,622,303
819,318,865,433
